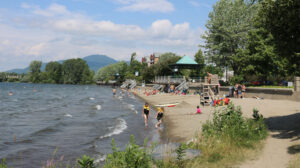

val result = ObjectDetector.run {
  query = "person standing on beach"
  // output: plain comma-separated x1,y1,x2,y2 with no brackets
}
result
207,72,212,84
242,84,246,98
234,84,239,98
238,84,242,98
155,107,164,128
143,103,150,127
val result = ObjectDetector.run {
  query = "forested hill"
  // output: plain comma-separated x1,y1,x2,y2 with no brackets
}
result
6,54,117,74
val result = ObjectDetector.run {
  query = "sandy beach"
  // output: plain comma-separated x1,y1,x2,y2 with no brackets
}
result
136,90,300,167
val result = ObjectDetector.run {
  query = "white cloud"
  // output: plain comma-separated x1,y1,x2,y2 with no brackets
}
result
21,3,70,17
114,0,174,13
0,3,204,71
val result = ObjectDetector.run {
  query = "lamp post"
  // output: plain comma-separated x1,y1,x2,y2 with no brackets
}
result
173,67,178,77
115,72,119,80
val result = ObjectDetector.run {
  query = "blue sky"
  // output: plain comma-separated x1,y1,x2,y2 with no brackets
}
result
0,0,217,71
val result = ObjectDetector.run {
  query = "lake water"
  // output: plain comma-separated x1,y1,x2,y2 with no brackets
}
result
0,83,160,167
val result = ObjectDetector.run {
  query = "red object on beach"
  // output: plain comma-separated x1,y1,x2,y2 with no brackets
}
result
225,98,230,105
213,100,217,107
167,105,176,107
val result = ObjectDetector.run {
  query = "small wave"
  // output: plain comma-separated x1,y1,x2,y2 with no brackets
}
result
31,127,58,137
95,105,102,110
99,118,127,139
64,113,72,117
89,97,95,100
128,104,138,114
95,154,106,163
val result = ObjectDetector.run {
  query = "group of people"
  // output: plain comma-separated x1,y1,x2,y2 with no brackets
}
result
143,102,164,128
233,83,246,98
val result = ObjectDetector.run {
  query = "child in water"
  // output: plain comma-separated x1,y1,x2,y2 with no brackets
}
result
143,102,150,127
155,107,164,128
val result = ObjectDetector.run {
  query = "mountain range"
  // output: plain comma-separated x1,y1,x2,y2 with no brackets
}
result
6,55,118,74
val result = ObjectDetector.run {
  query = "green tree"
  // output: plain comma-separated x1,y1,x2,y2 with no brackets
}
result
45,61,62,83
130,52,137,65
127,52,145,81
95,62,128,82
202,0,257,74
194,49,205,65
0,72,7,82
141,52,181,81
259,0,300,75
62,58,93,84
29,60,42,83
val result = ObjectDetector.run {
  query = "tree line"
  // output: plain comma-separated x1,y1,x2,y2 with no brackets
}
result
202,0,299,84
94,51,220,83
1,58,94,84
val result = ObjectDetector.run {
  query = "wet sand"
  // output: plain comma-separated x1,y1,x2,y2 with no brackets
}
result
136,90,300,167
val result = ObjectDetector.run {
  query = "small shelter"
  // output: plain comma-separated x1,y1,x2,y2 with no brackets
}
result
169,55,203,70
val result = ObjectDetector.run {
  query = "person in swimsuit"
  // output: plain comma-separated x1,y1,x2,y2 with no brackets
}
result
237,84,242,98
112,88,117,96
143,102,150,127
155,107,164,128
242,84,246,98
234,84,239,98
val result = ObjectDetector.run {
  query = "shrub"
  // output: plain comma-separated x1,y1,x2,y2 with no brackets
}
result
175,144,186,168
202,103,267,148
103,135,153,168
77,155,96,168
0,159,7,168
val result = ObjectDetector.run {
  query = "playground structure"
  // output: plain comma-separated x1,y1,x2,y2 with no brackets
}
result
200,75,220,106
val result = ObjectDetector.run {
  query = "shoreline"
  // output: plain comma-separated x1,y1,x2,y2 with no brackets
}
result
134,87,212,143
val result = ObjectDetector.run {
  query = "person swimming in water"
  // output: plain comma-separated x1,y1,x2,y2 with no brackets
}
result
143,102,150,127
112,88,117,96
8,91,13,96
155,107,164,128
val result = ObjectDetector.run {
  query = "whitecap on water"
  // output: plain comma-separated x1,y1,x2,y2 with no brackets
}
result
95,154,106,163
95,105,101,110
89,97,95,100
64,113,72,117
99,118,127,139
128,104,138,114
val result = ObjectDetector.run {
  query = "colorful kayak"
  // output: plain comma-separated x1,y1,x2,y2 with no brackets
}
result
155,102,180,107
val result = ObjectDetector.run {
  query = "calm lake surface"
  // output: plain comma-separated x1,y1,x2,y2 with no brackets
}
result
0,83,159,167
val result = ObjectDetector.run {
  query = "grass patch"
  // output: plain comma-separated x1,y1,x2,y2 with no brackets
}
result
103,135,154,168
288,153,300,168
288,143,300,168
